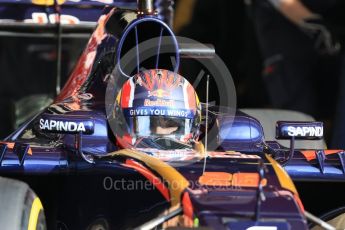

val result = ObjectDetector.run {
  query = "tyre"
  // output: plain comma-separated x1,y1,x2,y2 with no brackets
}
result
0,177,46,230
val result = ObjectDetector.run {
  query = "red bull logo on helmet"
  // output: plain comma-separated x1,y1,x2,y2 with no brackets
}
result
144,99,174,107
147,89,170,98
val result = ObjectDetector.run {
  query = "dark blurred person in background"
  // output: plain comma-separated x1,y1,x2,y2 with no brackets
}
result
174,0,266,107
333,55,345,149
247,0,345,144
0,37,86,139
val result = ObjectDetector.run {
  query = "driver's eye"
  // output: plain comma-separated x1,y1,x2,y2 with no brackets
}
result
158,118,177,127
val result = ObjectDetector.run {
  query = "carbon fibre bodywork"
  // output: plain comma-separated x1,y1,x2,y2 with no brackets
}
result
0,4,344,230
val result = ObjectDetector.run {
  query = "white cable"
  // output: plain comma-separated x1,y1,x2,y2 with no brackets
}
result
305,211,336,230
202,75,210,174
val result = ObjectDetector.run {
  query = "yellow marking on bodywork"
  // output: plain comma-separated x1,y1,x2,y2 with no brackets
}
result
193,141,205,155
32,0,65,5
116,89,122,104
266,154,298,194
109,149,189,206
28,197,43,230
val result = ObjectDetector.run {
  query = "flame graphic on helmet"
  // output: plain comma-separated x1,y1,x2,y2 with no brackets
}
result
135,69,183,92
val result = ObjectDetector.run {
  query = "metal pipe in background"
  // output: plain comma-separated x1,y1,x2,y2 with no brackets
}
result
54,0,62,96
137,0,155,15
179,43,215,59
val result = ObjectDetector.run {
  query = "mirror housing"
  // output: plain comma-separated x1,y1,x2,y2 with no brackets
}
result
276,121,323,140
275,121,324,166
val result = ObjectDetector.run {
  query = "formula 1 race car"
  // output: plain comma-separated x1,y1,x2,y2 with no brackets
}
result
1,1,345,230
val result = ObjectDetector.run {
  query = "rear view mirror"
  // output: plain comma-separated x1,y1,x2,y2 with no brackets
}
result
276,121,323,140
275,121,324,166
39,113,96,163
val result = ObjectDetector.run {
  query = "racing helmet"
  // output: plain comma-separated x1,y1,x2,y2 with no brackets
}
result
115,69,201,148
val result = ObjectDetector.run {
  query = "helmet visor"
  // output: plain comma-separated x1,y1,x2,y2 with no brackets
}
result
129,116,192,137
